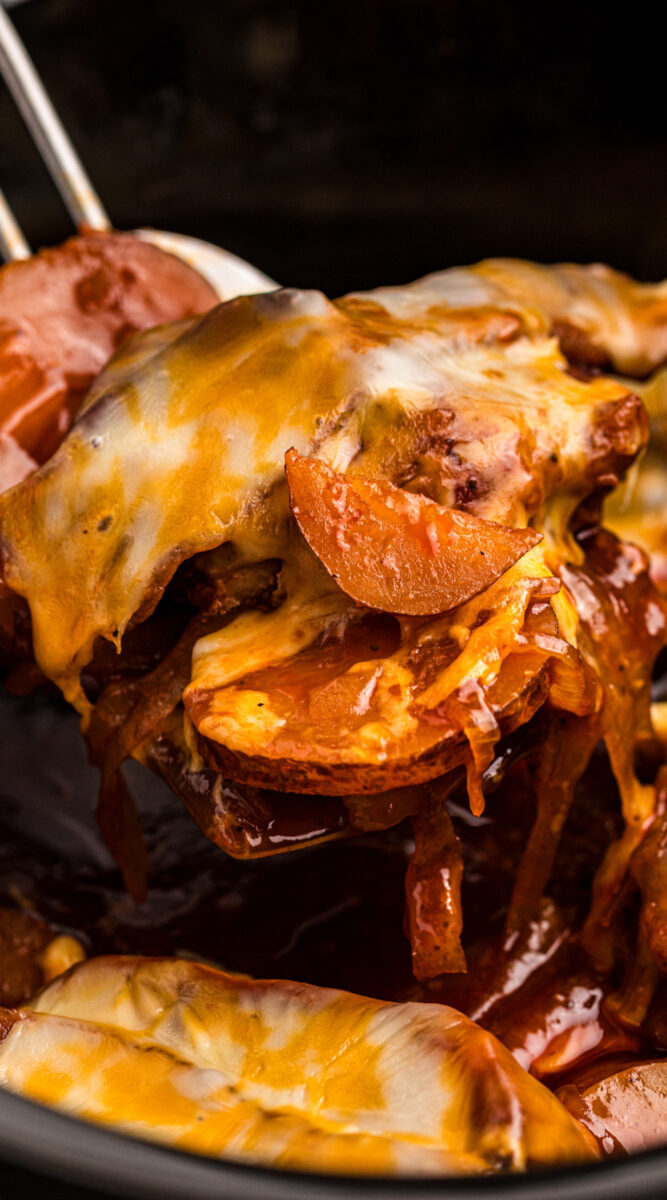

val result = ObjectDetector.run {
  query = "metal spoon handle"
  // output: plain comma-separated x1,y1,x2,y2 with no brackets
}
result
0,5,110,231
0,185,30,260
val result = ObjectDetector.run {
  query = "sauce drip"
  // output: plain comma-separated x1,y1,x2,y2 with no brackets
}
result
0,687,664,1140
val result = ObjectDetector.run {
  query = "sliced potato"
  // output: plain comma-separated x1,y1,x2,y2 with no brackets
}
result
559,1061,667,1156
185,552,596,795
285,450,541,615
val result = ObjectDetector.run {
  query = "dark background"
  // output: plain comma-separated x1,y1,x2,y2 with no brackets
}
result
1,0,666,295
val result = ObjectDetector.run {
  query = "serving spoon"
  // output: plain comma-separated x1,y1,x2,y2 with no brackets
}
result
0,3,277,299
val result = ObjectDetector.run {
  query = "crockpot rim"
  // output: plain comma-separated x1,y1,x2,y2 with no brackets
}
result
0,1085,666,1200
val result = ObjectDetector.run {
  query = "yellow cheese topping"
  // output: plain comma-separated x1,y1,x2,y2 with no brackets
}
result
0,262,652,712
0,955,596,1175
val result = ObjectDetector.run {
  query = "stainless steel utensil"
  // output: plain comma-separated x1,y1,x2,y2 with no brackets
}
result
0,4,276,297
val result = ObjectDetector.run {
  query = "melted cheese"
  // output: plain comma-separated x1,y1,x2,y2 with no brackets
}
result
422,259,667,376
0,268,645,711
0,955,595,1174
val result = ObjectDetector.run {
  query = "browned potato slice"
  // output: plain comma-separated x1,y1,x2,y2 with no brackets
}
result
186,553,597,796
285,450,541,615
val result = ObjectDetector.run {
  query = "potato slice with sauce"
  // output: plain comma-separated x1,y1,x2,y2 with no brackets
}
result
185,552,597,796
285,450,542,615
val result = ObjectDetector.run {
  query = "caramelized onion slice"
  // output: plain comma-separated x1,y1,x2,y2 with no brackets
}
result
566,531,667,970
286,450,541,615
406,799,466,979
630,768,667,976
4,955,596,1174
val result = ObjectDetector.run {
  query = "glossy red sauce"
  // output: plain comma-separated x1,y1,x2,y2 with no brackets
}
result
0,687,664,1161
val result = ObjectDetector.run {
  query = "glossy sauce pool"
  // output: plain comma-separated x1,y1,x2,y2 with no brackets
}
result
0,686,664,1152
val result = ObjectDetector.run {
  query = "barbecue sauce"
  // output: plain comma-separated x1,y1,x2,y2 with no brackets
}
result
0,688,664,1150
